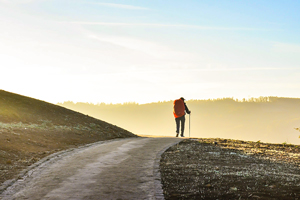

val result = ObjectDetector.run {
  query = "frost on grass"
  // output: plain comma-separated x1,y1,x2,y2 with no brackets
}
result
160,138,300,199
0,121,94,132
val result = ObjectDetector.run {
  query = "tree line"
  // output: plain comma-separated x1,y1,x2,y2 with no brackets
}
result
58,97,300,145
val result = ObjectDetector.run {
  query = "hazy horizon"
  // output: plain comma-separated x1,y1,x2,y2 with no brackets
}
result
58,96,300,105
59,97,300,145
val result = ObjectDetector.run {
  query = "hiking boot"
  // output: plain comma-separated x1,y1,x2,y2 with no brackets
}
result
181,135,185,137
176,132,179,137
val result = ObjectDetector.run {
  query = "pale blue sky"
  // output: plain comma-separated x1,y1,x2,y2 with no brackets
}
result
1,0,300,103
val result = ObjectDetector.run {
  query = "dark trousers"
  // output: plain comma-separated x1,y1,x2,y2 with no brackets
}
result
175,115,185,136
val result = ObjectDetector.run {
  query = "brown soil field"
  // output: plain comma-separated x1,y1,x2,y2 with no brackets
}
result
160,138,300,200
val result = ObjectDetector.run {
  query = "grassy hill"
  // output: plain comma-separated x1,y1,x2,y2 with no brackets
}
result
0,90,136,185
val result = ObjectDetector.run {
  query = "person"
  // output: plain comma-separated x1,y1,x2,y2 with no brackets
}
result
173,97,191,137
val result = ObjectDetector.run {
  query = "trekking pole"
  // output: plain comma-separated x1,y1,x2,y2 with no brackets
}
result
189,113,191,137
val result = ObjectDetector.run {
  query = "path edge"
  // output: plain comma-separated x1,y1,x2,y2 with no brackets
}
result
0,137,133,195
153,139,183,199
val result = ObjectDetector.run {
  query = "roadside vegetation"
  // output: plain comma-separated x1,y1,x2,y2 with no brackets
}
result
160,138,300,199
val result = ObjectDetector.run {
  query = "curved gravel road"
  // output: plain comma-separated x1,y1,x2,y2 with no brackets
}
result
1,137,181,200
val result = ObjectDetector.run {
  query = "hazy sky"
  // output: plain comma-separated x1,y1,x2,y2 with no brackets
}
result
1,0,300,104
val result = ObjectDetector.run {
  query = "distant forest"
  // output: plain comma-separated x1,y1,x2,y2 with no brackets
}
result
58,97,300,145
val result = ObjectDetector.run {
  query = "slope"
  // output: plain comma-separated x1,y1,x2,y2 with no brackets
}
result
0,90,136,185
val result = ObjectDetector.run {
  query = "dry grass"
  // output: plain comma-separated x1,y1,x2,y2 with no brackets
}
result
160,138,300,199
0,90,136,188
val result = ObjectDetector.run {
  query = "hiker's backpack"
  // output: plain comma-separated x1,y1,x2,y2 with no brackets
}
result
173,99,185,118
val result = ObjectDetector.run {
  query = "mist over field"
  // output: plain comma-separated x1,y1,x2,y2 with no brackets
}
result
58,97,300,145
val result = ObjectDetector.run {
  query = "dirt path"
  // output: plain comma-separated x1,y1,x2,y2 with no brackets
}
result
0,137,181,200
